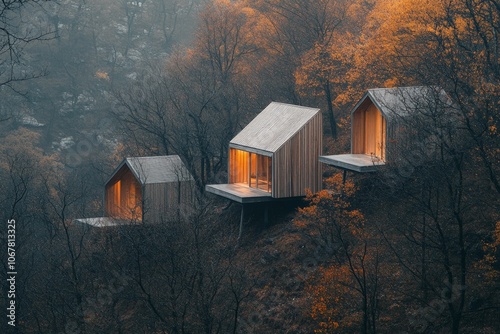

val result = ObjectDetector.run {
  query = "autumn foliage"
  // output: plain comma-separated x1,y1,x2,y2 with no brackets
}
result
296,175,382,333
1,0,499,333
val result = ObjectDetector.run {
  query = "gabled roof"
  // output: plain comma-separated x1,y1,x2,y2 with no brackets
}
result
106,155,193,186
352,86,454,120
230,102,320,155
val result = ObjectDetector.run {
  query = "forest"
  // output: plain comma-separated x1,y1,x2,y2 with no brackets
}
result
0,0,499,333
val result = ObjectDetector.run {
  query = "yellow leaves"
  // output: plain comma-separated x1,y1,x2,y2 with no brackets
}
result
307,265,360,333
298,205,318,217
193,0,261,82
452,16,470,35
314,320,340,333
357,0,450,85
281,0,362,99
489,123,498,136
295,171,366,248
476,221,500,283
295,206,318,228
109,143,127,166
240,6,256,18
183,48,197,62
383,78,399,88
295,38,354,98
95,71,109,80
0,128,53,175
0,128,63,196
359,0,500,91
495,222,500,242
213,0,231,6
324,173,357,198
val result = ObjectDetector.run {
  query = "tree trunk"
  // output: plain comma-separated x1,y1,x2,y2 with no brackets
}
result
362,294,368,334
324,81,337,139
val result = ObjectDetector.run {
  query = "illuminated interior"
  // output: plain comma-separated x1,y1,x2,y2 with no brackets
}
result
107,167,142,220
352,103,386,161
249,152,272,192
230,148,272,192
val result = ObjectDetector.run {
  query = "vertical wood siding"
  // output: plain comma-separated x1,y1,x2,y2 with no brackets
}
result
272,112,322,198
142,181,193,223
352,102,386,161
352,107,366,154
105,164,194,223
386,122,396,162
105,166,142,220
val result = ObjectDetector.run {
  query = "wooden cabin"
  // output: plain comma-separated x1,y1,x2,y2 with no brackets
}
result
206,102,322,203
320,86,454,172
104,155,194,223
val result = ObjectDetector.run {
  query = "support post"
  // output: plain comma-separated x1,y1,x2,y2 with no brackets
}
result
264,203,269,226
238,204,244,241
341,169,347,197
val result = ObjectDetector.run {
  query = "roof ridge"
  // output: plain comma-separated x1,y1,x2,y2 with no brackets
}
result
127,155,178,160
367,85,436,91
230,102,321,153
269,101,320,111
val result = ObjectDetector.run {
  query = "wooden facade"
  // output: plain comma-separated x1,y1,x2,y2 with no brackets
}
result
105,164,143,220
321,86,455,172
352,100,387,161
104,156,194,223
270,111,323,197
208,102,322,201
351,86,454,163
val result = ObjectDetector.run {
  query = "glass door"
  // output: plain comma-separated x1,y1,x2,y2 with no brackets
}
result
248,153,272,192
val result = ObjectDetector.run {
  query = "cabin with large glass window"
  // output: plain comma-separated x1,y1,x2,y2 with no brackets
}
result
206,102,322,203
74,155,194,227
320,86,454,172
103,155,194,223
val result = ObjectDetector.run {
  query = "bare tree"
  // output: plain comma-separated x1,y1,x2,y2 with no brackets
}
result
0,1,55,89
108,204,252,333
297,176,383,333
375,90,483,333
113,1,260,189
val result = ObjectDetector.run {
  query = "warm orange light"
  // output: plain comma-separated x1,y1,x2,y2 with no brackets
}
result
229,148,249,184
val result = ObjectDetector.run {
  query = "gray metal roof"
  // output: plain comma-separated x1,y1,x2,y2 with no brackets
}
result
108,155,193,185
230,102,320,154
353,86,454,119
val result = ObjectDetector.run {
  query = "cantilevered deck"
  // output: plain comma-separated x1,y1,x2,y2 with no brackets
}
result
73,217,138,228
205,183,273,203
319,154,385,172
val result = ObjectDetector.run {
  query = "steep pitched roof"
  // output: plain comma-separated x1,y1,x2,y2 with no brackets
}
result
352,86,454,120
106,155,193,186
230,102,320,155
